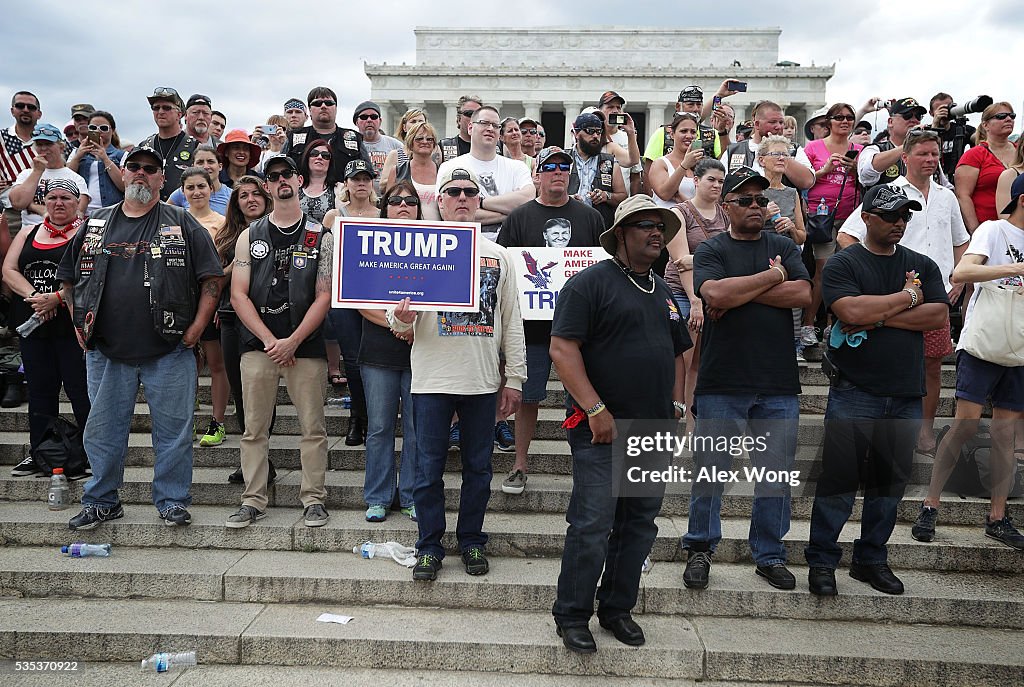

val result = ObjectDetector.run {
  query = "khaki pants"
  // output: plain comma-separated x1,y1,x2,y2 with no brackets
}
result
239,352,327,510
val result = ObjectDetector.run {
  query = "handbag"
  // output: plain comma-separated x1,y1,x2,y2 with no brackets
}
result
31,415,89,477
959,281,1024,367
806,164,851,244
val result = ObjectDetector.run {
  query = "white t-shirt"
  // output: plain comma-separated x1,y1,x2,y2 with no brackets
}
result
12,166,89,226
608,129,641,189
956,219,1024,351
436,152,533,239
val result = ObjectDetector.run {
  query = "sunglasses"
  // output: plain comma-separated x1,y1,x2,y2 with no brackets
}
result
357,113,380,121
309,99,336,108
125,161,161,174
830,115,856,122
266,169,297,182
724,195,770,208
875,210,913,224
13,102,39,112
308,150,332,160
472,120,501,131
578,127,603,137
622,220,667,233
460,109,478,118
520,128,539,136
906,129,940,141
88,124,111,132
988,112,1017,121
152,87,179,98
540,162,572,173
898,113,921,121
413,136,435,143
151,104,176,112
387,195,421,206
442,187,480,198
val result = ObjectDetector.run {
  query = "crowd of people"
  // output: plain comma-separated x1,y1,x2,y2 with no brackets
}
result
0,80,1022,654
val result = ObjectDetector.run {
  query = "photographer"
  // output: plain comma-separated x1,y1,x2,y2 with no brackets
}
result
928,93,980,180
857,98,926,192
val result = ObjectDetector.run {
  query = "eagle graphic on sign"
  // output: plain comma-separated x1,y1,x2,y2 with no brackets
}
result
522,251,558,290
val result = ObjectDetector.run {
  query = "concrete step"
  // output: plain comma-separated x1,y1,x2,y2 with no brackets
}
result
0,598,1020,684
2,547,1019,630
2,467,1013,527
0,503,1017,573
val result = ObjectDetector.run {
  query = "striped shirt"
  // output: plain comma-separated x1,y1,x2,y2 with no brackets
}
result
0,126,34,207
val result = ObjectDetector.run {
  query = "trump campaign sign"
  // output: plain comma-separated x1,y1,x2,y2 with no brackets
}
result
333,217,480,312
511,246,610,320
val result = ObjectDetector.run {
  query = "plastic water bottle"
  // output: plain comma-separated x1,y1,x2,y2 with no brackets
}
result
815,198,828,216
354,541,391,559
61,542,112,557
16,313,44,338
47,468,69,511
140,651,197,673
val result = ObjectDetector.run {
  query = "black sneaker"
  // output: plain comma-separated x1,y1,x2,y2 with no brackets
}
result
227,461,277,485
849,562,904,595
69,503,124,530
160,504,192,527
911,505,938,543
11,455,43,477
494,420,515,452
413,554,442,581
462,547,489,575
683,549,712,589
985,515,1024,550
755,563,796,590
65,463,92,482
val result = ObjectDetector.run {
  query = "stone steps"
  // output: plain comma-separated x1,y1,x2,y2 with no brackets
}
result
1,598,1020,684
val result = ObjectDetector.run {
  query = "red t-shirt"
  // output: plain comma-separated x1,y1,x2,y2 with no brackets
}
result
956,143,1006,224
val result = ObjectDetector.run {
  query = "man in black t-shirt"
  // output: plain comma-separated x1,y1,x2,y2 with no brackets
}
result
681,167,812,593
805,185,948,597
550,194,691,654
225,155,335,530
281,86,371,182
496,147,604,496
58,146,224,531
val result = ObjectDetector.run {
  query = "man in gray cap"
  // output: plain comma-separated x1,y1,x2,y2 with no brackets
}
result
138,87,198,200
550,193,691,653
352,100,402,193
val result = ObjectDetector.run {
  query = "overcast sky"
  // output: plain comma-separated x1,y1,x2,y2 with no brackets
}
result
4,1,1021,144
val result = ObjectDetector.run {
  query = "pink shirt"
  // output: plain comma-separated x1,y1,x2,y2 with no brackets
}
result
806,139,863,220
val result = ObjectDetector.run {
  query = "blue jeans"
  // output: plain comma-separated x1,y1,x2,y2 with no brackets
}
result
805,381,919,568
329,308,365,419
412,392,496,559
682,393,799,565
362,364,417,508
82,345,196,513
552,422,664,627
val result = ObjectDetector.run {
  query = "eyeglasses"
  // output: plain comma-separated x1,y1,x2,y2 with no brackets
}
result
308,150,332,160
540,162,572,173
471,120,501,130
357,113,380,121
460,109,478,118
88,124,111,132
387,195,421,206
266,169,297,182
151,104,176,112
578,127,603,137
622,220,667,233
988,112,1017,121
125,162,161,174
442,186,480,198
830,115,856,122
413,136,435,144
762,151,790,159
520,128,539,136
874,210,913,224
13,102,39,112
309,99,336,108
723,195,770,208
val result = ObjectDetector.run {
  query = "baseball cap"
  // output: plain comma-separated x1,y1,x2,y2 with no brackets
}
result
352,101,381,123
186,94,213,110
536,147,571,166
70,103,95,119
122,146,164,168
343,159,376,179
854,120,872,134
889,98,927,119
862,184,923,215
30,123,63,143
721,166,770,198
598,194,681,256
598,90,626,108
263,154,297,174
147,87,184,111
678,86,703,104
573,112,603,131
518,117,538,128
437,167,481,192
1001,174,1024,215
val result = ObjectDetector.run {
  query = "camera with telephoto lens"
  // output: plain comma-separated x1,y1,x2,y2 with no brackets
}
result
949,96,993,119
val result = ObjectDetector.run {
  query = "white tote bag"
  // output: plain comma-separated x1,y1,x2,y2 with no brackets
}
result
960,282,1024,367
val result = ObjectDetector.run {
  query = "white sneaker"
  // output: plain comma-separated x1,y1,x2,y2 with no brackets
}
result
799,325,819,347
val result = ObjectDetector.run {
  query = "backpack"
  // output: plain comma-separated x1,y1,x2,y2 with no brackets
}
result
937,424,1024,498
31,415,89,478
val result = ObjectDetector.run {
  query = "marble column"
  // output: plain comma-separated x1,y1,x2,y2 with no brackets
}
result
563,101,582,148
375,99,393,132
523,101,542,124
647,102,667,139
444,101,460,139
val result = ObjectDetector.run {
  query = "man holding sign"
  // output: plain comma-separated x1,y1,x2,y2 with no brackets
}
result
496,147,604,495
388,167,527,582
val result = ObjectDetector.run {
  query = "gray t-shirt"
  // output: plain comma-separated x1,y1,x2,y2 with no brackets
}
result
362,135,404,192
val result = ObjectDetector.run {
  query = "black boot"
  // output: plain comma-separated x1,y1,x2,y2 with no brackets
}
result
345,416,365,446
2,372,24,408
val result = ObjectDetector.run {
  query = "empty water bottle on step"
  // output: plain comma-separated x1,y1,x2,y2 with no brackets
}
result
61,542,112,557
140,651,197,673
352,540,418,566
47,468,69,511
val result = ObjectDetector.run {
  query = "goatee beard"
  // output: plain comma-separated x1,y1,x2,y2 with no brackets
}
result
125,184,154,204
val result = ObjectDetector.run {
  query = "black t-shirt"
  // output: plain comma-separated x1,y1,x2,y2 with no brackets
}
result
358,317,411,370
497,198,605,345
551,260,691,419
15,224,75,339
822,243,948,397
937,123,976,179
693,231,810,396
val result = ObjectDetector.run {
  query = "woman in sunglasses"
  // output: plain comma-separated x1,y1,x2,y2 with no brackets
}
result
298,140,341,223
380,109,437,193
356,180,423,523
995,138,1024,220
216,129,263,188
68,111,125,213
956,102,1017,231
650,113,703,208
384,121,441,221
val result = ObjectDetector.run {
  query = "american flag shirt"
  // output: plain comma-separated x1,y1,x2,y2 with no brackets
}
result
0,126,34,207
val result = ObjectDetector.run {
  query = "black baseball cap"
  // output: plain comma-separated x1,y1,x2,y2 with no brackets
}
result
863,184,923,215
889,98,927,119
536,147,571,166
122,146,164,168
721,166,770,198
344,159,376,179
264,154,298,174
186,94,213,110
678,86,703,104
598,90,626,108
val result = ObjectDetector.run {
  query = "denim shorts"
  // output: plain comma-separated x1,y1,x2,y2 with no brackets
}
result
523,342,553,404
955,350,1024,412
672,293,691,320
